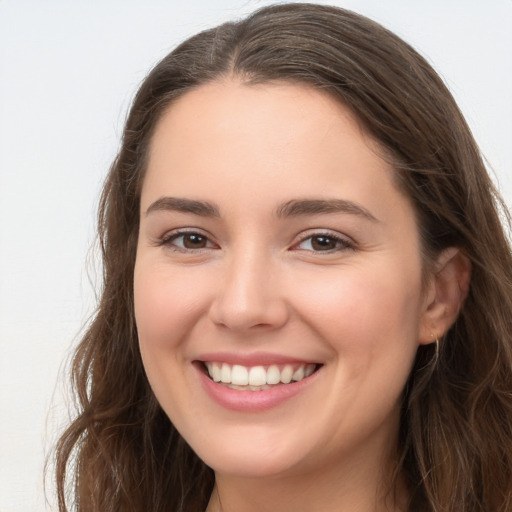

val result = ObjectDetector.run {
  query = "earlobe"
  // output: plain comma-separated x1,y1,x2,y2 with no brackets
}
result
418,247,471,345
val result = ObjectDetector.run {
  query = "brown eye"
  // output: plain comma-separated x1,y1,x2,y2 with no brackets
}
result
310,235,338,251
295,233,353,252
163,231,215,250
182,233,208,249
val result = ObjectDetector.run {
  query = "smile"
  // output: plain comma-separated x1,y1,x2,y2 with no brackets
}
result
197,359,323,412
203,362,318,391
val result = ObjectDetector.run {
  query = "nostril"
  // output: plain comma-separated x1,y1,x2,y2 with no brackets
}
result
208,300,289,332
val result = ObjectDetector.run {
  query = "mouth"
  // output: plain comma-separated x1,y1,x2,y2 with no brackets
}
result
199,361,321,391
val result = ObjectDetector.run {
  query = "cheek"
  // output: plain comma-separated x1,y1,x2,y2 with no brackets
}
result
133,264,209,401
290,260,425,412
133,262,212,418
135,273,178,351
134,263,210,349
294,263,423,344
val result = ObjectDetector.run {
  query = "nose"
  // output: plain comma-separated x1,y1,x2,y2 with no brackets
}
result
208,248,289,332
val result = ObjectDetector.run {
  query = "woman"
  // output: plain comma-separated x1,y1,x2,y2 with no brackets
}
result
54,3,512,511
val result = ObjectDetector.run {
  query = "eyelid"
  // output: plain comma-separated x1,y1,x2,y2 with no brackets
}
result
291,229,355,252
157,228,219,251
153,227,354,253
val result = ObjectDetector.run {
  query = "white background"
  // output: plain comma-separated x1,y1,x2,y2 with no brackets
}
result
1,1,511,510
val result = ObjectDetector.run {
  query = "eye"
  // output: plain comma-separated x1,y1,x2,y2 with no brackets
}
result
161,231,217,251
294,232,354,252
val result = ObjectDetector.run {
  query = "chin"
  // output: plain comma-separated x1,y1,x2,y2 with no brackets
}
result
202,451,304,479
185,427,313,479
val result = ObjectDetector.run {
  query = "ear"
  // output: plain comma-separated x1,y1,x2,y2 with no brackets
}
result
418,247,471,345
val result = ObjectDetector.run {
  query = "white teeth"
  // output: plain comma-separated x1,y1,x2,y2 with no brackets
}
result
304,364,315,377
292,366,305,381
231,365,249,385
266,365,281,385
228,383,272,391
211,363,221,382
248,366,267,386
281,365,293,384
204,362,317,388
220,363,231,383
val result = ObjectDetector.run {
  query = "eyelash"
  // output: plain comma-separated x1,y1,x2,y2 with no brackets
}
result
157,229,355,254
293,231,355,253
158,230,216,252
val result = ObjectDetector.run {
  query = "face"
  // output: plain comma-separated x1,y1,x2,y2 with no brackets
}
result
134,80,433,481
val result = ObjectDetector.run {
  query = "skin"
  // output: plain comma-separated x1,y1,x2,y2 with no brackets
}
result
134,80,467,511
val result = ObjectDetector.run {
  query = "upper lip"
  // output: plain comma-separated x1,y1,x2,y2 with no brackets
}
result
196,351,320,367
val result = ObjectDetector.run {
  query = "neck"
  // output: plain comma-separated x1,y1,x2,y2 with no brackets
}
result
205,449,407,512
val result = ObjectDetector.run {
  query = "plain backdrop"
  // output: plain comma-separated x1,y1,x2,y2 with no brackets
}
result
1,1,511,510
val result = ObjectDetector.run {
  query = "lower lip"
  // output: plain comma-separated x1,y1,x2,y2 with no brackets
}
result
196,364,320,412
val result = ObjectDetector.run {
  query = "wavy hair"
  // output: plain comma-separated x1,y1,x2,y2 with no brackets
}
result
54,4,512,511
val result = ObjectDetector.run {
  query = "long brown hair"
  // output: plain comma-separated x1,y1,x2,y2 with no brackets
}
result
54,4,512,511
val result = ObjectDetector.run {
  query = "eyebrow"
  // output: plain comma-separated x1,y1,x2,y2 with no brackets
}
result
144,196,378,223
275,198,378,222
145,197,220,217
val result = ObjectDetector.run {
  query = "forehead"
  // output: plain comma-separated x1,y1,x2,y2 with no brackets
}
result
142,80,402,207
151,79,367,148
